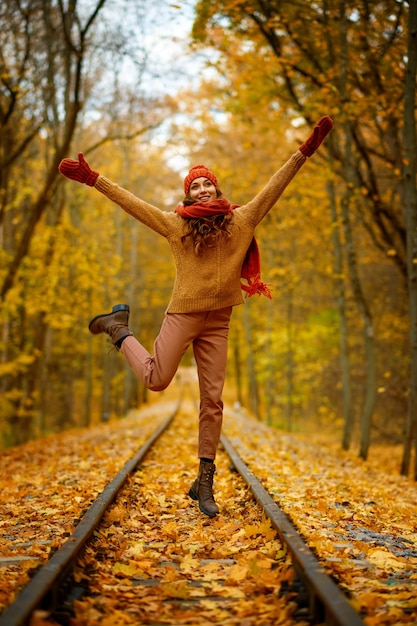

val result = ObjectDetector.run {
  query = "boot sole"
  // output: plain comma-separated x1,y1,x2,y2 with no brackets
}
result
188,487,218,518
89,304,129,334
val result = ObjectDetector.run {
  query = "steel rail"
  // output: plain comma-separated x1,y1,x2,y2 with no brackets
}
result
0,408,178,626
220,433,365,626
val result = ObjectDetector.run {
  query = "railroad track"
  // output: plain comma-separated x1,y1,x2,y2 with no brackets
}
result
0,400,364,626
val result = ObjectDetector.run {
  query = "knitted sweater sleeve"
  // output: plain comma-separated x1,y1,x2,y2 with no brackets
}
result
94,176,177,237
237,150,307,226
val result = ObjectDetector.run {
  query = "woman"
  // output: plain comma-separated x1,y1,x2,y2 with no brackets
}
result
58,115,334,518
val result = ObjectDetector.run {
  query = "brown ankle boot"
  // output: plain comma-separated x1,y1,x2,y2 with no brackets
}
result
188,460,219,518
89,304,132,348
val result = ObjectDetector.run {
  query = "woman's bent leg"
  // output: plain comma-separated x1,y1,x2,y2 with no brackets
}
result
120,312,204,391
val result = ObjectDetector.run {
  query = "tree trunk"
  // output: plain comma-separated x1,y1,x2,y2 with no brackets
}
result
232,333,244,407
265,301,274,426
340,191,376,460
85,331,93,428
339,58,376,460
101,351,113,422
401,0,417,477
285,290,294,431
327,177,354,449
123,220,141,414
244,302,260,418
335,0,355,450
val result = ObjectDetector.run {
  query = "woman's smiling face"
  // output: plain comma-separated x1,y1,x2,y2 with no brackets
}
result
188,177,217,202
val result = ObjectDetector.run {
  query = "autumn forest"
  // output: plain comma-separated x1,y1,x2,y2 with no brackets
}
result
1,0,416,476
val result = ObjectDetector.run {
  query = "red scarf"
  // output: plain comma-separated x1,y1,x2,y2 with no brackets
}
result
175,198,272,299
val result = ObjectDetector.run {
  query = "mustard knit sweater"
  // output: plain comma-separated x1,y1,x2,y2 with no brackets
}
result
94,150,307,313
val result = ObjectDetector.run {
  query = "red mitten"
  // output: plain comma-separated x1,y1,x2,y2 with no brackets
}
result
299,116,334,157
58,152,99,186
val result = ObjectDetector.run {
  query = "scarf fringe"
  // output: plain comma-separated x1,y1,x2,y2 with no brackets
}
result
241,275,273,299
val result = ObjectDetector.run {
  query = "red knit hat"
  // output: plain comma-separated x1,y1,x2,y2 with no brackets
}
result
184,165,218,195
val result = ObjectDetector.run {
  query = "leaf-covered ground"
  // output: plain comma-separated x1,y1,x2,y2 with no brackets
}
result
222,406,417,625
69,405,303,625
1,388,417,625
0,403,172,612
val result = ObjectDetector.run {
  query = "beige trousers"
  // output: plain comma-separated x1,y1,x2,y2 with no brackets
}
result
121,306,233,459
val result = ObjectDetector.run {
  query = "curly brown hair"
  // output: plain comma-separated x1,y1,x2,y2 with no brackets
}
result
181,190,234,255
